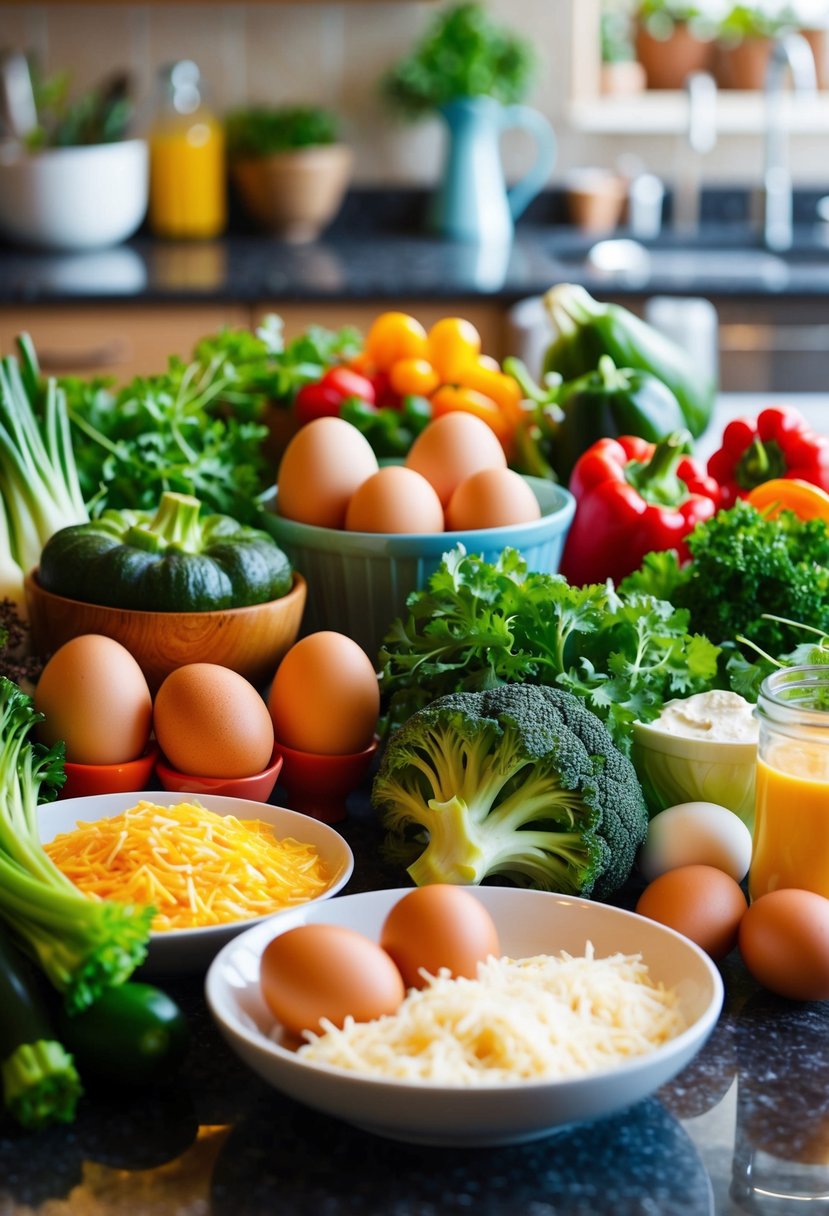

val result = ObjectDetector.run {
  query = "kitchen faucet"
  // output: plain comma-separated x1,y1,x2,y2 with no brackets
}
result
673,71,718,235
762,32,818,251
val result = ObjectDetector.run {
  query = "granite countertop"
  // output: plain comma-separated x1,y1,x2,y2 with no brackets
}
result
1,787,827,1216
4,188,829,307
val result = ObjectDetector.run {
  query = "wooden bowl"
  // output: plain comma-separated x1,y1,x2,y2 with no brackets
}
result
24,570,307,694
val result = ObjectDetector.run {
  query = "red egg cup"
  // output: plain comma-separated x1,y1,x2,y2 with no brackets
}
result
60,741,161,800
273,737,381,823
155,749,284,802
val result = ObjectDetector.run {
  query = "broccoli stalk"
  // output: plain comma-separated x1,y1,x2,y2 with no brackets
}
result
372,684,648,899
0,676,153,1013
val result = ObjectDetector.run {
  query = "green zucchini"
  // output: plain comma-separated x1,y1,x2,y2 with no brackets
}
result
37,490,293,612
53,981,190,1087
542,284,715,439
0,928,82,1129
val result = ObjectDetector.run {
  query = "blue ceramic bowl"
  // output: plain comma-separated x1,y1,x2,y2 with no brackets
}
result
265,476,575,661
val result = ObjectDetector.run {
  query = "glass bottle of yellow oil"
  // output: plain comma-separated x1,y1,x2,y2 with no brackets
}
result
148,60,226,240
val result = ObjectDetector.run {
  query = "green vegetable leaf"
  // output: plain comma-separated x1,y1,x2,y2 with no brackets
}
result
379,546,719,751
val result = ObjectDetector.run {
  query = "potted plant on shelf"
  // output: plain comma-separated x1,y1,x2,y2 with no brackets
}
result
379,1,556,243
715,4,825,89
226,105,351,244
634,1,718,89
600,1,647,94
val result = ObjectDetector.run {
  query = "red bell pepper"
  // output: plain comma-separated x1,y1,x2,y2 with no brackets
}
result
706,405,829,508
559,432,721,587
293,366,376,426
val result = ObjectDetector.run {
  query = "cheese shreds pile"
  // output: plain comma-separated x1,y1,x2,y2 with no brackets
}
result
296,944,686,1084
44,799,330,931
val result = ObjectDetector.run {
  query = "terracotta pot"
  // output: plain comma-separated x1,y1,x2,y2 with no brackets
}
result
565,170,628,234
715,36,772,90
635,22,713,90
231,144,352,243
600,60,647,96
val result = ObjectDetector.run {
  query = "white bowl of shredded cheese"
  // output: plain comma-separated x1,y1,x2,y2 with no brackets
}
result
39,791,354,973
205,886,723,1146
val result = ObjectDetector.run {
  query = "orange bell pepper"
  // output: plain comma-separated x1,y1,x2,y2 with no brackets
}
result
365,312,429,370
746,477,829,523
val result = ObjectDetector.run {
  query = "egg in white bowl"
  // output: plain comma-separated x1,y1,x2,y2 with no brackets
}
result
205,886,723,1146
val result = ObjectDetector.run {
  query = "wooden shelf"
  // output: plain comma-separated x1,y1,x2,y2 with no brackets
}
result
570,90,829,136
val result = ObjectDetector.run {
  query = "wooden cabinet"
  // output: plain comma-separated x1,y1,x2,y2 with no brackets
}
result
0,303,249,383
0,299,511,384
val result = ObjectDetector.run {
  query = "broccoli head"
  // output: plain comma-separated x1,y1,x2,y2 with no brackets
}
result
371,683,648,899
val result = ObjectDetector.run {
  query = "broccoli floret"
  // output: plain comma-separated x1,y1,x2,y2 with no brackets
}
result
371,683,648,899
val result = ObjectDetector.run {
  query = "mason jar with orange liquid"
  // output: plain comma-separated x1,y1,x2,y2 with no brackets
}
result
148,60,226,240
750,665,829,901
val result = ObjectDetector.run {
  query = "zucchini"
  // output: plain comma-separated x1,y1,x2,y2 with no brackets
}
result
0,928,82,1130
542,284,715,439
37,490,293,612
53,981,190,1087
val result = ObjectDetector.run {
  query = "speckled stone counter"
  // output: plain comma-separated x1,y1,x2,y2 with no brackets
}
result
3,188,829,307
2,788,827,1216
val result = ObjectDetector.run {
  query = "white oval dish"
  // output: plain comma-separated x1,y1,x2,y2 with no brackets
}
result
205,886,723,1147
38,790,354,973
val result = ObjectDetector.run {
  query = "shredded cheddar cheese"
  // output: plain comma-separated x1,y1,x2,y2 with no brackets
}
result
295,944,685,1083
44,799,330,931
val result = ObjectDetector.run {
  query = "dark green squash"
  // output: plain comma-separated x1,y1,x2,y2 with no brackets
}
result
38,491,293,612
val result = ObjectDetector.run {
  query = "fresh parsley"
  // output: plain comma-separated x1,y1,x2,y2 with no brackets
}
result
378,546,719,752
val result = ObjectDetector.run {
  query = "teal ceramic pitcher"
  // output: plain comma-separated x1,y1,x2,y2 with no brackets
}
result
428,95,556,243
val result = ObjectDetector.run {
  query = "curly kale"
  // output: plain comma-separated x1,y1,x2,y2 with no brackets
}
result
621,499,829,657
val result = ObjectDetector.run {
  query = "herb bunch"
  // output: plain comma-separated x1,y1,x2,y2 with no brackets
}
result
380,2,537,120
378,546,720,751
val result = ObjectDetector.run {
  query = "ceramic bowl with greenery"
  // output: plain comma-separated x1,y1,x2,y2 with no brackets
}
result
226,105,351,243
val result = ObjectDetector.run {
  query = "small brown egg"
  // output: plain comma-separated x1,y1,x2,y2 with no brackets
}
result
380,884,501,989
739,888,829,1000
276,416,379,529
260,923,406,1037
635,863,748,961
446,467,542,531
153,663,274,778
405,413,507,508
34,634,152,765
344,466,444,534
268,631,380,755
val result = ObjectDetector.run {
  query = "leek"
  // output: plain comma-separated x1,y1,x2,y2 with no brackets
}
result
0,677,153,1013
0,335,88,575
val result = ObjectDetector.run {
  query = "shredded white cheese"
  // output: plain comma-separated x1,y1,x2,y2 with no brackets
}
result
295,943,686,1084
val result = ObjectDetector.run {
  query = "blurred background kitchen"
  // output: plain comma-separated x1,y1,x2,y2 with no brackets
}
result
2,0,829,396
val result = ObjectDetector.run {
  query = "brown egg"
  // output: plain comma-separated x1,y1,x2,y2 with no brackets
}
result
276,416,379,529
344,466,444,534
405,413,507,508
635,863,748,961
260,922,406,1037
446,467,542,531
268,631,380,755
153,663,274,778
380,884,501,989
739,888,829,1000
34,634,152,765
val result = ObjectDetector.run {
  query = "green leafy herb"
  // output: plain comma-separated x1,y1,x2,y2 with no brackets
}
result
378,546,719,751
57,316,361,522
226,105,340,158
380,2,537,120
0,678,152,1013
620,500,829,658
26,62,133,149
